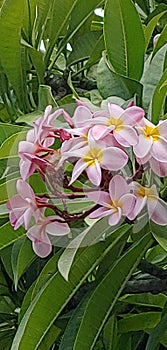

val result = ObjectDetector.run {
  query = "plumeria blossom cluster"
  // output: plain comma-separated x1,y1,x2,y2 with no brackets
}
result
7,100,167,257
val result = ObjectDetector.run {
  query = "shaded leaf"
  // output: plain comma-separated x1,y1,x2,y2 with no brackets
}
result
151,67,167,124
104,0,145,80
118,312,161,333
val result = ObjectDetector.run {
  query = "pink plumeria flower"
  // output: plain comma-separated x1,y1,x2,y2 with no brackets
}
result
6,180,46,230
91,103,144,147
62,104,98,152
88,175,136,225
133,118,167,162
19,106,73,180
62,132,128,186
27,216,70,258
129,182,167,226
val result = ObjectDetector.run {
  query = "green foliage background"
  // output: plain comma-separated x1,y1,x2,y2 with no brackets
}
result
0,0,167,349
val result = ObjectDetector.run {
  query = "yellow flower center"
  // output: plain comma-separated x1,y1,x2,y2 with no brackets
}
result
137,185,156,198
143,125,160,141
106,117,124,131
84,148,103,166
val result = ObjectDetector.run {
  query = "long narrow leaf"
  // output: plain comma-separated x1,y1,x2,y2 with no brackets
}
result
11,224,131,350
72,233,153,350
104,0,145,80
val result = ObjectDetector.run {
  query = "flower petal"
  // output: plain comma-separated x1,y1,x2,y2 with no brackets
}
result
148,198,167,226
109,175,129,200
16,179,35,200
92,125,114,140
73,106,93,127
102,147,128,171
89,207,114,219
114,126,138,146
108,103,124,118
149,158,167,177
69,159,88,185
120,194,136,216
152,138,167,162
121,106,145,126
108,207,122,226
46,219,70,236
86,159,102,186
133,134,153,158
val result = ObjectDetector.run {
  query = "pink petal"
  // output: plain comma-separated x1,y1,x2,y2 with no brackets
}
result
24,207,33,229
73,106,93,127
86,191,110,205
32,240,52,258
46,219,70,236
7,195,26,210
108,207,122,226
151,138,167,162
120,194,136,216
27,224,52,258
133,134,153,158
69,159,88,185
149,158,167,177
157,120,167,137
19,141,36,157
109,175,129,200
148,198,167,226
128,196,147,220
27,129,35,142
16,179,35,200
92,125,114,140
89,207,114,219
114,126,138,146
102,147,128,171
108,103,124,118
121,106,145,126
86,159,102,186
19,159,36,180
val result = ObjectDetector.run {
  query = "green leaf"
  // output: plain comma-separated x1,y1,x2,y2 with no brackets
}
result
21,39,45,85
151,67,167,124
117,334,131,350
119,293,167,308
152,25,167,59
103,315,117,350
146,303,167,349
67,31,101,66
141,45,167,113
0,179,19,204
11,224,131,350
38,85,58,110
151,222,167,252
45,0,79,64
85,34,105,68
144,10,167,52
0,0,29,112
0,222,25,251
59,293,91,350
19,250,63,323
11,237,35,290
97,56,142,102
58,220,130,281
37,324,61,350
0,131,27,160
104,0,145,80
0,123,25,146
71,233,153,350
118,312,161,333
49,0,103,67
